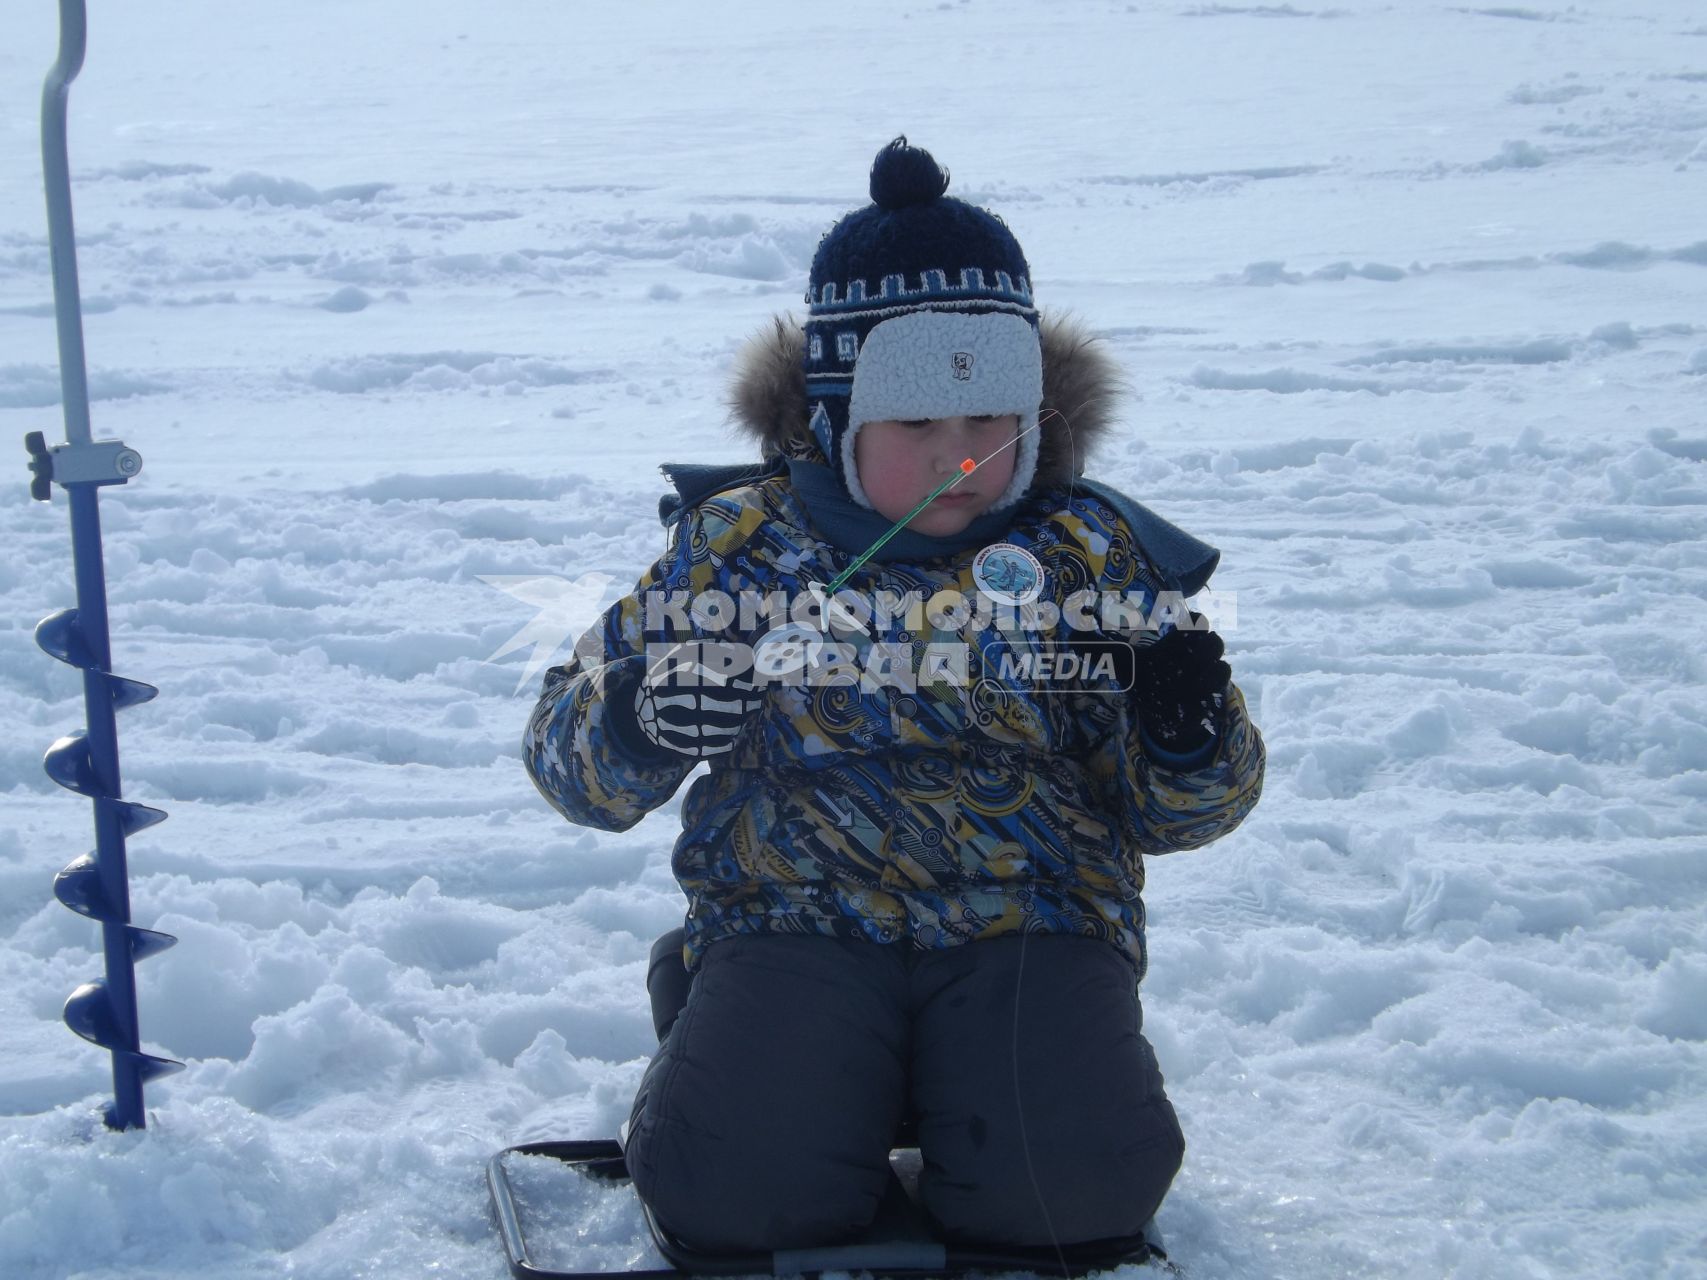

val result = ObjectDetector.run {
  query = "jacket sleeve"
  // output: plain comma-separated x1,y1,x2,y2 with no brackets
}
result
1120,681,1265,854
1066,665,1264,857
522,502,742,831
1069,499,1266,855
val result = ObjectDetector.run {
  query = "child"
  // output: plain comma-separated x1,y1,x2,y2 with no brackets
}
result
524,138,1265,1254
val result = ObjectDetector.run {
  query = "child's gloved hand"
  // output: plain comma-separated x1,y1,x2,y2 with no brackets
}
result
1128,618,1232,759
632,639,765,760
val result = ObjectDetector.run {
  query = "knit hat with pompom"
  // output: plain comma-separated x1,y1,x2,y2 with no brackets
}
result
803,138,1042,511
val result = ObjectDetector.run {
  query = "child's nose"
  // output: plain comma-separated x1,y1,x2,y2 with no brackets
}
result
931,418,974,469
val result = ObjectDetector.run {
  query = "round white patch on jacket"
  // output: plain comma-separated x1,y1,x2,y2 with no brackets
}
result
972,543,1045,605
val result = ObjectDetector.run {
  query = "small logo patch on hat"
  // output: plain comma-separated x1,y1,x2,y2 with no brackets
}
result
951,351,974,381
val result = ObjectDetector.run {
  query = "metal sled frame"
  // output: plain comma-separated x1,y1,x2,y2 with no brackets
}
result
488,1139,1169,1279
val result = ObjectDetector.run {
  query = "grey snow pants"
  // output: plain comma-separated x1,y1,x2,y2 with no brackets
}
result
624,931,1185,1254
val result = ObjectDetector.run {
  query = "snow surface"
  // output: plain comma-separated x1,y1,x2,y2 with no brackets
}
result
2,1,1705,1277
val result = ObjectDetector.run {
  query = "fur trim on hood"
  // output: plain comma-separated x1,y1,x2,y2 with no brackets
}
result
727,312,1123,493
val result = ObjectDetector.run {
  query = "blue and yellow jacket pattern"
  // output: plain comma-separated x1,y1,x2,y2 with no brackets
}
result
524,466,1265,977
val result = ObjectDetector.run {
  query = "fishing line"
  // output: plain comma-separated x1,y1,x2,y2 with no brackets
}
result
1038,407,1076,505
1009,405,1081,1278
1012,924,1070,1279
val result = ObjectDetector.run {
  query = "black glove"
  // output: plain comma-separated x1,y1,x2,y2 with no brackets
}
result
628,639,764,760
1128,621,1231,758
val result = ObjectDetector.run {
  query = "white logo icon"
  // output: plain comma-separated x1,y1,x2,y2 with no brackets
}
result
480,572,618,693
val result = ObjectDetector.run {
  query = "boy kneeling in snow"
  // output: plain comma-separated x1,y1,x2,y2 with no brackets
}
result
525,139,1264,1253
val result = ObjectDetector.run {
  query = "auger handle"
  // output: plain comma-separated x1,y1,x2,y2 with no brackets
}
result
41,0,92,449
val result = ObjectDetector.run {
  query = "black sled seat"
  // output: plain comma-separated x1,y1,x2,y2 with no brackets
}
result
486,931,1173,1277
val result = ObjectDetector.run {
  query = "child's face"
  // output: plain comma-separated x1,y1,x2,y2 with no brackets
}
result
854,414,1021,536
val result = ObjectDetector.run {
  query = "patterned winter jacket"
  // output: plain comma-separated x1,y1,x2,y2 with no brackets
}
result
525,315,1265,975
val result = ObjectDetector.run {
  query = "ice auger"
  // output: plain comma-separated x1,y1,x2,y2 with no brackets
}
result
26,0,182,1130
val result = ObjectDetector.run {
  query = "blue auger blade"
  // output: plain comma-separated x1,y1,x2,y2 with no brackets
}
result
115,801,168,836
57,869,181,1050
129,928,177,962
36,617,160,709
55,862,179,959
51,810,172,920
108,675,158,710
44,732,161,795
63,981,183,1084
35,606,93,667
130,1054,184,1086
53,852,108,918
131,1054,184,1086
43,730,98,796
63,979,121,1047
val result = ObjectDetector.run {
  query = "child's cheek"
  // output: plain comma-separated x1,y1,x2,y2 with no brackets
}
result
867,455,910,507
874,456,907,499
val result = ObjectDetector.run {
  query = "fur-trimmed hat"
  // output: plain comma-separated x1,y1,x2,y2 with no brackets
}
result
802,138,1044,510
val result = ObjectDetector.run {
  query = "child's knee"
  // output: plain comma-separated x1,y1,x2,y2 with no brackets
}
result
919,1097,1185,1246
624,935,908,1251
628,1115,890,1252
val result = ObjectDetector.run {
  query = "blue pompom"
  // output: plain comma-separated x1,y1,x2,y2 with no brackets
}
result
869,137,949,210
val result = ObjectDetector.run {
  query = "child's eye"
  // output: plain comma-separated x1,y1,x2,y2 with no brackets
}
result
893,416,1012,430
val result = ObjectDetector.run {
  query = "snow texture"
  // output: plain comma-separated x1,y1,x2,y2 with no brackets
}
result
2,1,1705,1278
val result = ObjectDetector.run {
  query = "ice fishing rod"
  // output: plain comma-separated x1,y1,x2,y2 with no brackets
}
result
823,458,975,594
26,0,182,1131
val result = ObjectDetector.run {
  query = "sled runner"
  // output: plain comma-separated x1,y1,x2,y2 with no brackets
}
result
487,1136,1174,1279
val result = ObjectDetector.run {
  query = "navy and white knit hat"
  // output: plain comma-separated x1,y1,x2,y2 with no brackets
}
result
804,138,1043,510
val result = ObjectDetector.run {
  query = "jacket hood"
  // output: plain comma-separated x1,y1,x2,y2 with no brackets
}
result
727,311,1124,493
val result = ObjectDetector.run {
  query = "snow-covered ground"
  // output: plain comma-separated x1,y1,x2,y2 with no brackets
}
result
2,1,1705,1276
